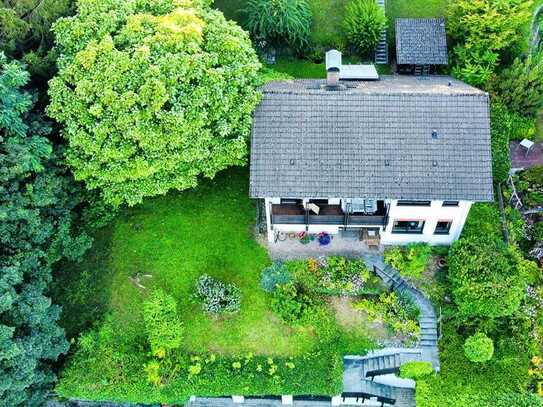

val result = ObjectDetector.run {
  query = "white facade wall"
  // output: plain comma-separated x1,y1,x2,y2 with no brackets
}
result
264,198,472,246
381,200,472,245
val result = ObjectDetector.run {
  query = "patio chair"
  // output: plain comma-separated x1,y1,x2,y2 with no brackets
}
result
518,138,535,158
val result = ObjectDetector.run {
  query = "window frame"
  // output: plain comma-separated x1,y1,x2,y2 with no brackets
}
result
442,201,459,207
396,200,431,207
391,219,426,234
434,220,453,235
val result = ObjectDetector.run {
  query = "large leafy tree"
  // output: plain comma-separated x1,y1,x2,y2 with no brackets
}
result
0,54,91,406
0,0,74,78
491,52,543,118
447,0,532,86
48,0,262,207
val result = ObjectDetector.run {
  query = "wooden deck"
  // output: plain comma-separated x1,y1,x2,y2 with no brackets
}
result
510,141,543,170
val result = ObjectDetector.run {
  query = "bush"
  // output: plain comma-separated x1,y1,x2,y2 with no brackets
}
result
271,282,317,323
343,0,387,55
384,243,432,279
463,333,494,363
491,102,513,182
243,0,312,51
399,361,434,380
492,53,543,118
521,165,543,189
261,262,292,292
355,291,420,342
448,236,526,319
447,0,532,87
195,275,241,314
143,290,184,358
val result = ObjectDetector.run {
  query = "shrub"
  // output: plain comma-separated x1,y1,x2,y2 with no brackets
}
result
143,290,184,358
261,262,292,292
521,165,543,189
447,0,532,87
195,275,241,314
464,332,494,363
243,0,312,51
490,102,513,182
355,291,420,341
399,361,434,380
448,236,526,319
384,243,431,279
271,282,317,323
343,0,387,55
492,53,543,118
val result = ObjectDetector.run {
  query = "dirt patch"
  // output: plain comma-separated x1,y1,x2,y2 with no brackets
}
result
329,296,391,341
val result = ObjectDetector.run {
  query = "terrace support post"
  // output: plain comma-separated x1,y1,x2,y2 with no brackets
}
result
304,208,309,232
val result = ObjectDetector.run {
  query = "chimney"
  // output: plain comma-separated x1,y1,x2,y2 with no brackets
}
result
327,67,340,88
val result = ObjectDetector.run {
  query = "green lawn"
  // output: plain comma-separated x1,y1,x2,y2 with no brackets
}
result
54,167,376,403
56,168,329,356
55,169,374,356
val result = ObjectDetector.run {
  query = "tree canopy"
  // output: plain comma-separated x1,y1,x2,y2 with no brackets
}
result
48,0,262,206
447,0,532,86
0,53,91,406
0,0,74,77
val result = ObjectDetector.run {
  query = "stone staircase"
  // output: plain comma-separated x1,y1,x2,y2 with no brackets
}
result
374,0,388,64
342,256,441,407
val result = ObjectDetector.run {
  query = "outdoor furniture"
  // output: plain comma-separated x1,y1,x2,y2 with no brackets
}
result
306,203,320,215
519,138,535,157
362,229,381,249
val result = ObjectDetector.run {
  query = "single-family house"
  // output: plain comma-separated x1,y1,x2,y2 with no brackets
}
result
249,72,493,246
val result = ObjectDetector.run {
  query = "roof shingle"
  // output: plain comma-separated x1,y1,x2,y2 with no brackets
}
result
395,18,448,65
249,76,493,202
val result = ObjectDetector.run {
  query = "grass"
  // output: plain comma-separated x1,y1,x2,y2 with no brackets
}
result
56,167,330,356
53,167,380,356
54,167,376,403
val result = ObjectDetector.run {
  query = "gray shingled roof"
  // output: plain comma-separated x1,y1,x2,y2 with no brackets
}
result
395,18,448,65
249,76,493,202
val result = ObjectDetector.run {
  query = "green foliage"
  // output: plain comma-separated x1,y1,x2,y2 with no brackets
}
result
143,290,184,358
343,0,387,55
271,282,317,323
384,243,432,279
447,0,533,86
260,262,292,292
0,54,91,406
399,361,434,380
287,257,378,295
355,292,420,341
463,332,494,363
522,165,543,189
243,0,312,50
48,0,262,207
307,0,348,55
461,203,503,241
448,236,526,319
493,53,543,118
195,275,241,314
0,0,73,77
415,323,538,406
491,102,513,182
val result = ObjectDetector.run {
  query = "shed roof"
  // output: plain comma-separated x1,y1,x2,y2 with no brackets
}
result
395,18,448,65
249,76,493,202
